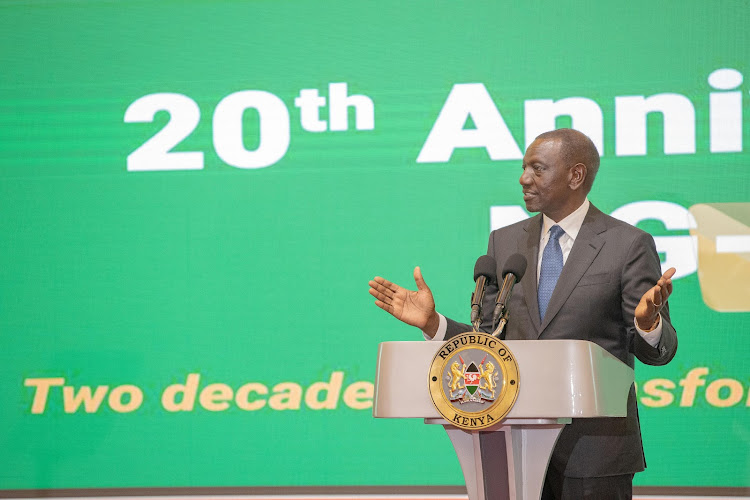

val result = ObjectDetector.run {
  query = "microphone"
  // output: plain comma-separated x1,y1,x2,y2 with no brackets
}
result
492,254,528,328
471,255,498,328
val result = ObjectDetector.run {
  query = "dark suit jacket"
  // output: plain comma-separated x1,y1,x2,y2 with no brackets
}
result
445,204,677,478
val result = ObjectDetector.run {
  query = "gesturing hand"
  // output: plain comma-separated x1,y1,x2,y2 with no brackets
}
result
369,266,440,336
635,267,676,331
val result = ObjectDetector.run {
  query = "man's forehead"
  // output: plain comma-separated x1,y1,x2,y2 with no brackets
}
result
523,137,563,162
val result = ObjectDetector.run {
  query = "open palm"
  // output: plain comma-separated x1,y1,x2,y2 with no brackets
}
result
369,266,436,331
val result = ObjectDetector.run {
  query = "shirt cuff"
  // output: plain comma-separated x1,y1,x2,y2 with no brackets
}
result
635,313,663,348
423,313,447,341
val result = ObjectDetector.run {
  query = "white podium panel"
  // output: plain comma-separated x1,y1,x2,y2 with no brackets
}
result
374,339,633,419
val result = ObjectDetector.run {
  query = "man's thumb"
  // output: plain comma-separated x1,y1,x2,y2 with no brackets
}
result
414,266,430,291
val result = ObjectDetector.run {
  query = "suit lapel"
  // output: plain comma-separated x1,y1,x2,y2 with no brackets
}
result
538,205,607,335
521,215,543,334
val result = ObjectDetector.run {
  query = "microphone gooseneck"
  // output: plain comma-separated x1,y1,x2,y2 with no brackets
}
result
492,254,528,337
470,255,498,330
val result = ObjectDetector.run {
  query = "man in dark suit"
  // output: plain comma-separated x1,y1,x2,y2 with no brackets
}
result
369,128,677,499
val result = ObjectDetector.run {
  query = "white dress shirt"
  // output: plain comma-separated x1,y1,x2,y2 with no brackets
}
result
428,199,663,347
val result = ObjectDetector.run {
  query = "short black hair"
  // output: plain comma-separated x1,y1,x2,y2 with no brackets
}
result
535,128,600,192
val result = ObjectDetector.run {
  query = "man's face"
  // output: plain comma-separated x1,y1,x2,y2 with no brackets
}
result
519,138,576,221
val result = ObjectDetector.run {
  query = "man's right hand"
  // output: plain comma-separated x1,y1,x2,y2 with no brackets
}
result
369,266,440,337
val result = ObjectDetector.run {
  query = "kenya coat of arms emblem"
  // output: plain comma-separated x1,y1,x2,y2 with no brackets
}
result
429,332,520,430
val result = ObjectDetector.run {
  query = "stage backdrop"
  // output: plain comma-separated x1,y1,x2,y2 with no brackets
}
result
1,0,749,492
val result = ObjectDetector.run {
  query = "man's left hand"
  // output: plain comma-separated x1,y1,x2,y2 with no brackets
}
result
635,267,676,331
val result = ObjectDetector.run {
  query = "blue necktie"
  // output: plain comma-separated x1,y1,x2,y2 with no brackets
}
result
538,225,565,320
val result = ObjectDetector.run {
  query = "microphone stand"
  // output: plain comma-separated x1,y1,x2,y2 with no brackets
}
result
491,308,509,338
472,318,482,333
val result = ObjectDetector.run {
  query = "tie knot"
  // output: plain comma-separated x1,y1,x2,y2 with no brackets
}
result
548,225,565,241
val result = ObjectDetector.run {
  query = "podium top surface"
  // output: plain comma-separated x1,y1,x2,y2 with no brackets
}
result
373,339,634,419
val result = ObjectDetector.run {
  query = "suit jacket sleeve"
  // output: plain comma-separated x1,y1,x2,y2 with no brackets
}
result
622,230,678,365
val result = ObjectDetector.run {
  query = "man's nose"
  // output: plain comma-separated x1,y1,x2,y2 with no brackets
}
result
519,167,532,186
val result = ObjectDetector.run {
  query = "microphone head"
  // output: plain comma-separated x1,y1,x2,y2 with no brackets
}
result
502,254,527,280
474,255,498,284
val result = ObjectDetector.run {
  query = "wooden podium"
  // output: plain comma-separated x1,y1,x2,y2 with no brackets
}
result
373,339,634,500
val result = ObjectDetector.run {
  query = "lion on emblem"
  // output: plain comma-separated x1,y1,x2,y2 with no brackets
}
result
449,361,465,392
479,361,497,394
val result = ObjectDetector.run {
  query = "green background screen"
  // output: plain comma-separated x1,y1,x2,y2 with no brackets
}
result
1,0,749,491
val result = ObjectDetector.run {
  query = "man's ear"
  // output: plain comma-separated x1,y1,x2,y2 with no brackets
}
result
569,163,587,191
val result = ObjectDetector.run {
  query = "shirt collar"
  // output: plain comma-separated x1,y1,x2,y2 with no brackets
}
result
541,198,590,241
